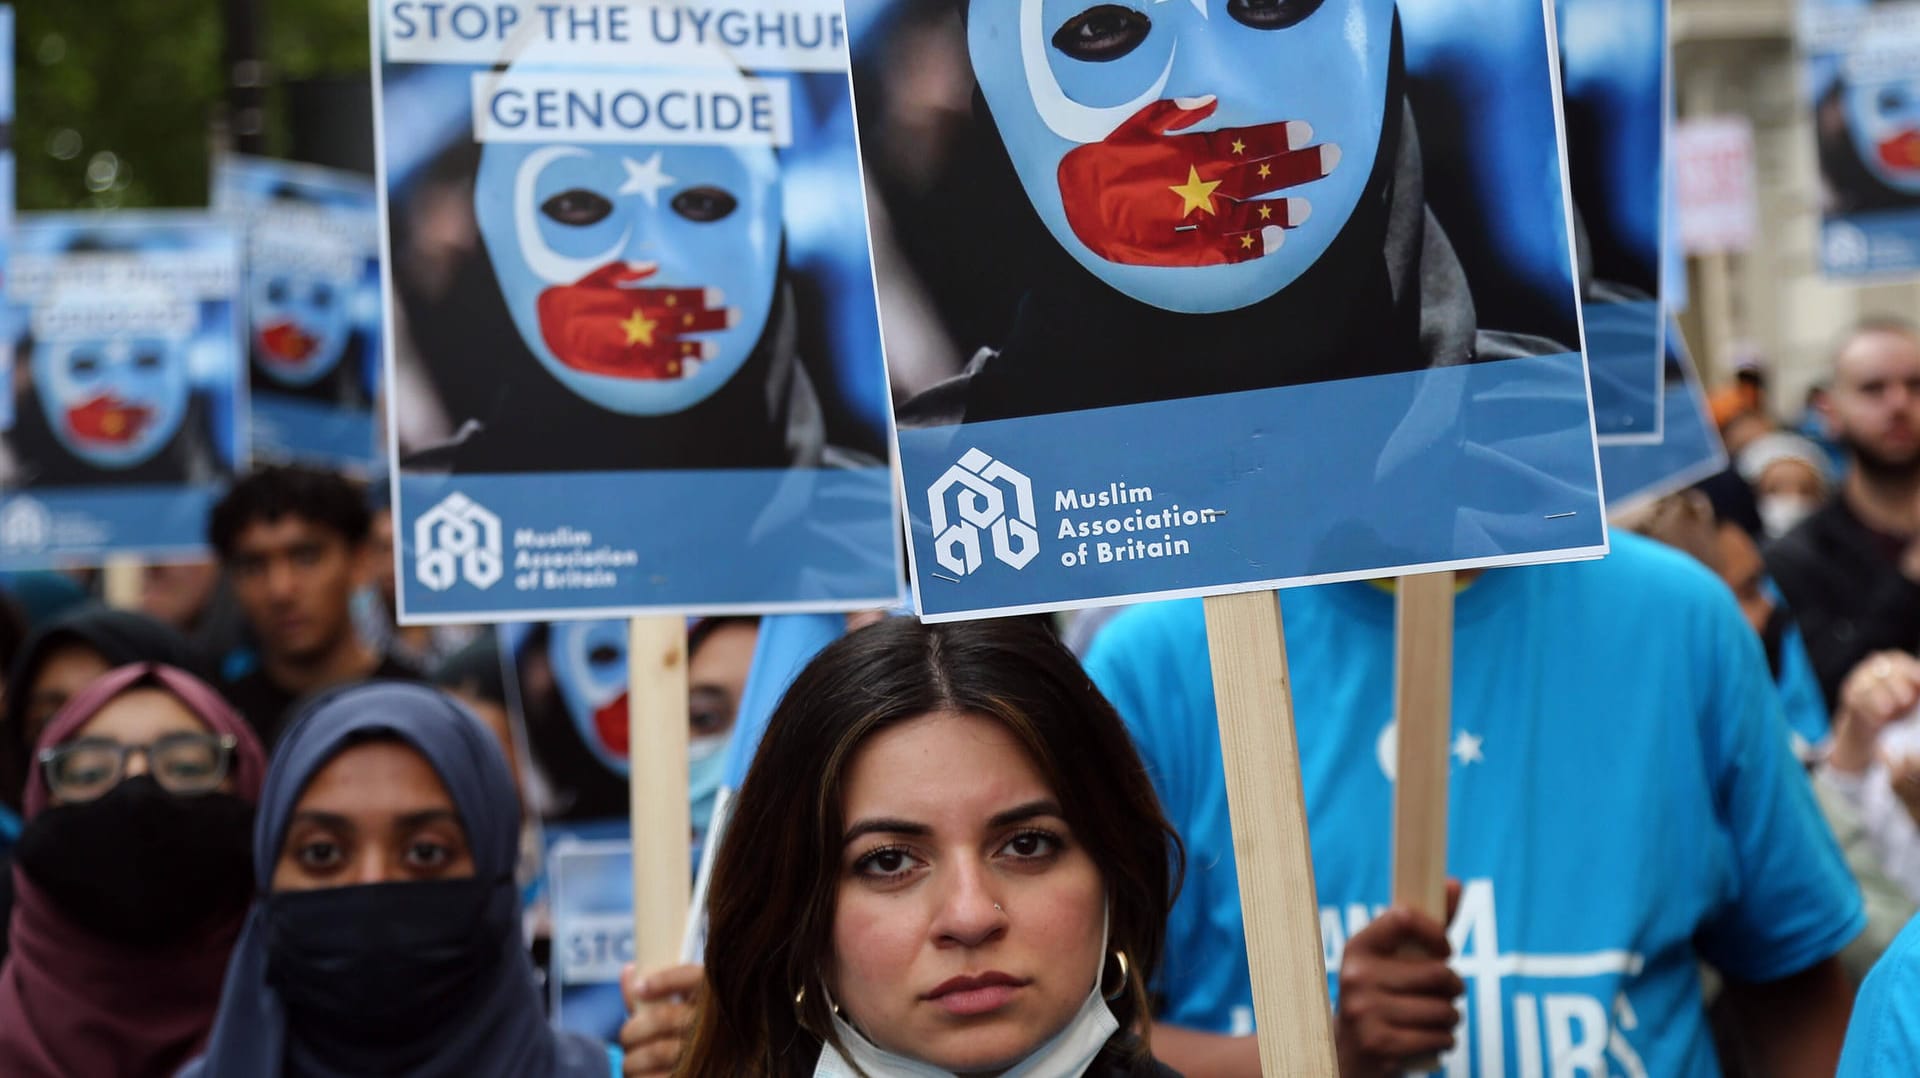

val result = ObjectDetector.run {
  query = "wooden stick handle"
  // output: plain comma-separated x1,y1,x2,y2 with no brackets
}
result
1392,571,1456,1072
1203,591,1338,1076
628,615,690,971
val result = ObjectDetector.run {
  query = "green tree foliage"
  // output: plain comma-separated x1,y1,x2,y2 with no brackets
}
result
14,0,370,212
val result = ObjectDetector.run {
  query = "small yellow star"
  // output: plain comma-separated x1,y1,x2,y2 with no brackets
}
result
1240,234,1256,249
1169,165,1223,217
1230,139,1246,156
683,313,695,327
1258,205,1273,221
621,309,657,347
103,413,125,436
665,294,678,307
1257,163,1272,180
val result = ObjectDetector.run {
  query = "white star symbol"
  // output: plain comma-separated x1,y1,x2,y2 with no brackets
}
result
619,152,675,208
1452,731,1484,766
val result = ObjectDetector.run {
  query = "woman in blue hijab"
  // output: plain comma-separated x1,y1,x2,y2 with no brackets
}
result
181,681,612,1077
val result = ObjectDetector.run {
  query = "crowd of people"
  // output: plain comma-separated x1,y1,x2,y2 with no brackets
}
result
2,317,1920,1074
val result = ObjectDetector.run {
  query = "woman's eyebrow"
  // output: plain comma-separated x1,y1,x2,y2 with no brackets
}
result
988,800,1064,829
842,817,931,846
394,808,462,831
287,809,352,832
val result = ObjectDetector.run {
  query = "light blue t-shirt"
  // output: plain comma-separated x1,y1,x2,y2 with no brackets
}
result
1838,911,1920,1076
1085,531,1864,1077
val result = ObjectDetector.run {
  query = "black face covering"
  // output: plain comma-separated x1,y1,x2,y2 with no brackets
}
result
265,876,516,1067
13,774,254,948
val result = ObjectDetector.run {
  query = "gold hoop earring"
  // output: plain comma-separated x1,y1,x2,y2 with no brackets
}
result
1103,950,1131,1002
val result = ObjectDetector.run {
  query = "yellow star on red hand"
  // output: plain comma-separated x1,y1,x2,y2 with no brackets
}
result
1169,165,1223,217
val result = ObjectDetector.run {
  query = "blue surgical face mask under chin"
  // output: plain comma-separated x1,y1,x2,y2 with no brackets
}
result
967,0,1394,314
688,733,729,840
475,135,783,416
33,334,191,470
1845,74,1920,195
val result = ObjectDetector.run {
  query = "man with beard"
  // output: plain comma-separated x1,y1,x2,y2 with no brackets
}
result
1765,317,1920,708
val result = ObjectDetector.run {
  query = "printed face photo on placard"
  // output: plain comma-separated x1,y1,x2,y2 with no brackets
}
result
0,214,244,564
1805,0,1920,278
853,0,1603,619
1557,0,1667,443
215,156,384,473
374,2,901,619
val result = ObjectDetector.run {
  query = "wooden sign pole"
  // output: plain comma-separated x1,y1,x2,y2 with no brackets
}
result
1391,571,1457,1073
1202,591,1338,1075
628,615,691,970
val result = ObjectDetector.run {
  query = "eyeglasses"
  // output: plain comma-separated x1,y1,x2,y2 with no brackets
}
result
38,732,239,802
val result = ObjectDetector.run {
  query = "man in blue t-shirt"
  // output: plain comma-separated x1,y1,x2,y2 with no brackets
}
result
1085,531,1863,1076
1839,912,1920,1075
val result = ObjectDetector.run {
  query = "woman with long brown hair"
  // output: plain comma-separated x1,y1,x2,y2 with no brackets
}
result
679,616,1184,1077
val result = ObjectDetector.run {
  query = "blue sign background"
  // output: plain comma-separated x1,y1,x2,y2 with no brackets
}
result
1598,320,1727,511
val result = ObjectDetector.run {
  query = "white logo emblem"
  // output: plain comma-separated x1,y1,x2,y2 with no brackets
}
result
1825,222,1868,269
0,498,51,553
928,448,1040,577
414,493,503,592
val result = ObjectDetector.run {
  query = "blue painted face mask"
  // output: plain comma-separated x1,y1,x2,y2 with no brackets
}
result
32,333,191,469
475,135,783,416
251,263,353,388
549,619,632,776
1845,74,1920,195
966,0,1394,314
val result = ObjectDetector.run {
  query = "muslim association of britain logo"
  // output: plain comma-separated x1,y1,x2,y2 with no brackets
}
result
415,493,503,592
0,497,50,553
928,449,1039,577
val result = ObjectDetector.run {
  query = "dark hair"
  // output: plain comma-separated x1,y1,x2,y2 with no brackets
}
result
681,617,1183,1077
208,465,372,559
687,616,758,663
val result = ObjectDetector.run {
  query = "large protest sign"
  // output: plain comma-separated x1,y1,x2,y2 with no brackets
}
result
0,214,245,566
213,156,383,475
1559,0,1669,443
1598,320,1727,512
1802,0,1920,280
851,0,1604,621
372,0,899,621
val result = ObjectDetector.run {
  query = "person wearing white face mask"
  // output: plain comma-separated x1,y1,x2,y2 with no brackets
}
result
673,617,1184,1078
1740,432,1835,540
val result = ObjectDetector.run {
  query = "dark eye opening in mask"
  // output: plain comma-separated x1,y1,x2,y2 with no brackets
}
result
1227,0,1327,30
670,185,739,223
1052,4,1152,62
541,187,615,227
268,277,290,304
312,282,334,308
1883,88,1909,113
587,642,622,667
134,350,163,371
70,352,101,377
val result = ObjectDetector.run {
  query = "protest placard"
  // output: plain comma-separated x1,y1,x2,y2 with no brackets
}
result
1801,0,1920,280
1559,0,1670,444
855,0,1605,624
0,213,245,566
213,155,383,474
371,0,900,622
852,0,1598,1065
1598,320,1727,512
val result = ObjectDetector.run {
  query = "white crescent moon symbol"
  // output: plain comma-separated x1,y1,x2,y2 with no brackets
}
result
513,145,633,285
1020,0,1177,144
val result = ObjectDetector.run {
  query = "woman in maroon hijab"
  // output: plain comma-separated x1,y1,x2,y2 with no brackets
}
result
0,663,266,1078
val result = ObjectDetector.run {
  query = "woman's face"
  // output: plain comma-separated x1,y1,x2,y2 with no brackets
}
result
828,711,1105,1072
52,687,223,805
272,742,476,890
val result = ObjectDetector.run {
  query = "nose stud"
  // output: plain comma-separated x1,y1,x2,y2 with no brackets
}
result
993,903,1003,912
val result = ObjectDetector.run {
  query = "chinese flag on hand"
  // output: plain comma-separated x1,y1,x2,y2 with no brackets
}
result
536,262,737,380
